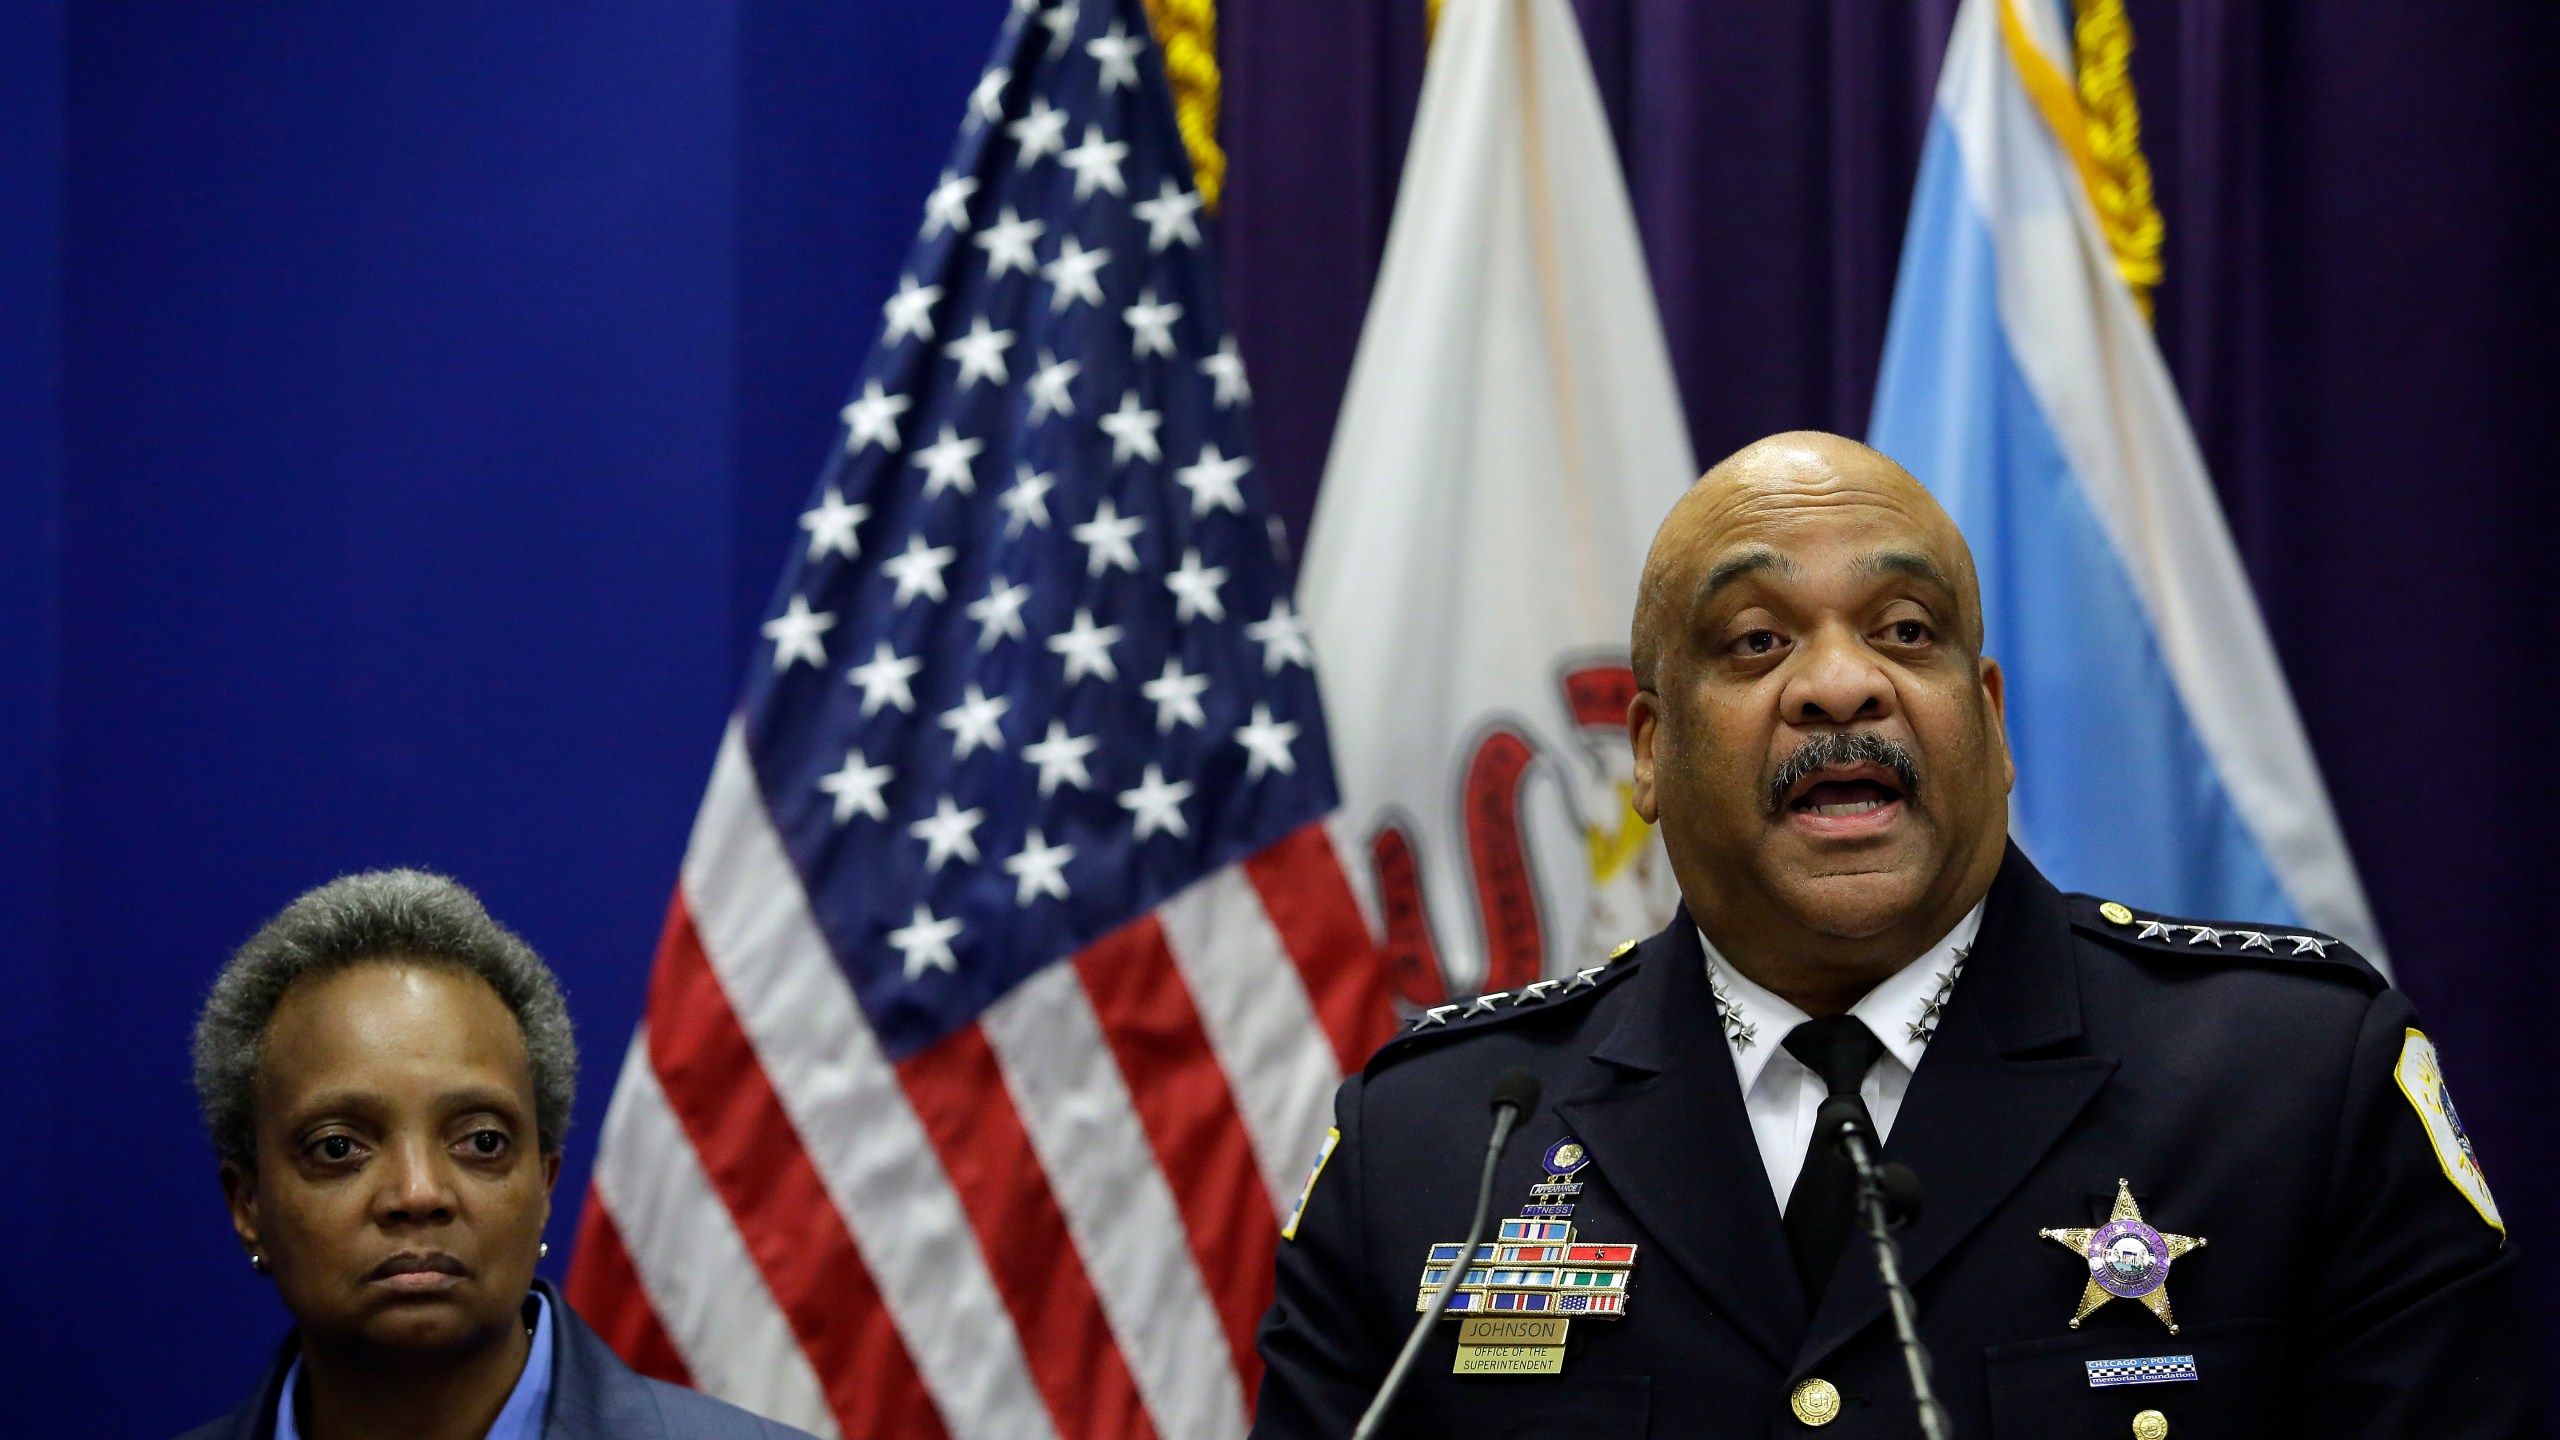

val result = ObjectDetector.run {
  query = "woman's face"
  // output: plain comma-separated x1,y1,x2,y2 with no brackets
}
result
222,960,558,1357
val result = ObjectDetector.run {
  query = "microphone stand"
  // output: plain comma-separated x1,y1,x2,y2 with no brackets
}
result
1831,1110,1951,1440
1351,1094,1529,1440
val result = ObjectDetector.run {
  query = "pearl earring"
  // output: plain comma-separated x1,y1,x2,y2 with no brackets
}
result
538,1241,549,1260
250,1253,268,1273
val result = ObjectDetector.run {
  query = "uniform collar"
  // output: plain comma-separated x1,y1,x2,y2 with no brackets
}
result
1699,900,1985,1089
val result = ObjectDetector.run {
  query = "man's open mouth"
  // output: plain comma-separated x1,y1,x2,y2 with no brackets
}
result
1790,774,1903,818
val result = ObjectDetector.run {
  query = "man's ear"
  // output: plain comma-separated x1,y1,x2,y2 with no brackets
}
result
1627,691,1664,824
1978,655,2015,794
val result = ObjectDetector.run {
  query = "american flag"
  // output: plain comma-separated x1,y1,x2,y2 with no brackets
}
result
562,3,1395,1437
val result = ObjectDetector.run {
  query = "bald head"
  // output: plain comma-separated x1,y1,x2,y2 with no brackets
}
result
1632,432,1983,689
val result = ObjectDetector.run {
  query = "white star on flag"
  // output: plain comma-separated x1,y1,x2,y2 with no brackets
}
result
938,683,1011,757
815,748,894,823
1099,391,1162,463
1117,763,1194,841
1046,607,1121,683
1073,498,1144,575
1132,179,1202,252
909,796,987,872
886,903,963,980
1122,288,1182,358
797,486,867,561
1235,703,1301,779
965,576,1031,649
1245,597,1314,672
975,206,1046,277
1165,548,1229,623
1040,0,1081,56
840,381,910,454
999,464,1055,535
1008,95,1069,166
1025,351,1079,422
1198,336,1249,408
1040,236,1110,313
1141,657,1210,732
968,66,1008,125
1086,22,1142,93
1003,829,1076,904
1173,444,1248,516
1022,719,1099,796
922,172,977,240
882,275,942,343
948,318,1015,390
1062,124,1129,200
881,532,957,605
761,595,835,672
846,640,922,715
913,426,984,499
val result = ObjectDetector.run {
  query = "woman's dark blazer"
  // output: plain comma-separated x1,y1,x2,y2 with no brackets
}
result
175,1280,820,1440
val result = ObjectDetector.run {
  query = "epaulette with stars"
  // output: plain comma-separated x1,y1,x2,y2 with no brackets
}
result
1363,939,1646,1077
2069,895,2384,994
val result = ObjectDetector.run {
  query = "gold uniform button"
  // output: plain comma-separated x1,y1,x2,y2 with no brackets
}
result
2099,900,2135,926
2131,1409,2169,1440
1609,938,1638,959
1789,1378,1842,1426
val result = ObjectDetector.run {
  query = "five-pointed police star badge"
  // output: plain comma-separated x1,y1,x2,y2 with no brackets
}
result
1415,1137,1637,1374
2040,1179,2207,1333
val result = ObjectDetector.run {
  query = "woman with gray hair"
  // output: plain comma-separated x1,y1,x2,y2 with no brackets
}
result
180,869,815,1440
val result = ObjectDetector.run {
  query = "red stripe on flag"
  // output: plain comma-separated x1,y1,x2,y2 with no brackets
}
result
1244,822,1399,1072
563,1184,695,1388
897,1024,1161,1440
1073,914,1275,1397
646,896,951,1440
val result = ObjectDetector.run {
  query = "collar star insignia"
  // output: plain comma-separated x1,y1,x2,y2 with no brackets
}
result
2181,925,2226,947
2237,931,2276,951
2288,935,2332,957
1462,991,1511,1018
2136,920,2176,940
2039,1179,2206,1333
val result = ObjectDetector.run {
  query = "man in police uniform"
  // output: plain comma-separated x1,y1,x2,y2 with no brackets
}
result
1251,433,2530,1438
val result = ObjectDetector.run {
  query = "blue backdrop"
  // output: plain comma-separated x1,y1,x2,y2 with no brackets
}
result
8,2,2554,1435
3,2,1004,1431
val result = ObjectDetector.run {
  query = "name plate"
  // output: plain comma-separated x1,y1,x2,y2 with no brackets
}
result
1454,1345,1567,1375
1456,1316,1570,1347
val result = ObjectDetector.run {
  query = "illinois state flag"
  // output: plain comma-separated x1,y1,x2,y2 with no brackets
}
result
1869,0,2383,956
564,3,1395,1436
1298,0,1697,1008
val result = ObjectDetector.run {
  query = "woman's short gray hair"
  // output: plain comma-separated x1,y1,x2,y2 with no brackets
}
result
191,869,578,1168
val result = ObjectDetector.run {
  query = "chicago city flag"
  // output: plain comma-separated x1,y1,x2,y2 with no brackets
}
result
1298,0,1697,1009
564,3,1395,1436
1868,0,2383,958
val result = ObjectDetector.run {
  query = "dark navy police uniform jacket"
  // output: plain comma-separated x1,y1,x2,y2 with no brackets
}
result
177,1280,817,1440
1253,845,2532,1438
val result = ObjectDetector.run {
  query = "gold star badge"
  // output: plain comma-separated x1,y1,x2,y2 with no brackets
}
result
2038,1179,2206,1333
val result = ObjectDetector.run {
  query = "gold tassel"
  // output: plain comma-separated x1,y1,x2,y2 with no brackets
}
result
2071,0,2166,318
1142,0,1226,212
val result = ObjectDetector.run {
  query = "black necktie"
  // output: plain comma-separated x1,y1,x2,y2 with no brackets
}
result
1780,1014,1886,1302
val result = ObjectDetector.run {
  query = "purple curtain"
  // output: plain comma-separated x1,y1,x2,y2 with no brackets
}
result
1224,0,2560,1393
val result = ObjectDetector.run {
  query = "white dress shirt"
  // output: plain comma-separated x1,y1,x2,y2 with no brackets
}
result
1700,902,1985,1211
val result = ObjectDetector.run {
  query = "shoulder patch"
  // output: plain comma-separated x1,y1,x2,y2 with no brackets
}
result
1280,1126,1340,1242
2394,1029,2504,1238
1364,951,1643,1077
2066,894,2384,993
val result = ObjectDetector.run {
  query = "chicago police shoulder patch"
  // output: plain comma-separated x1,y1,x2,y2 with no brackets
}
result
2393,1029,2504,1239
1281,1126,1341,1242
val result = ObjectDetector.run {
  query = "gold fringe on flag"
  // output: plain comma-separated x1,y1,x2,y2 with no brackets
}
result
1142,0,1226,212
2070,0,2165,317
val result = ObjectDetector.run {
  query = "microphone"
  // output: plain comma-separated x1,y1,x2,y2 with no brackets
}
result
1822,1104,1950,1440
1351,1066,1542,1440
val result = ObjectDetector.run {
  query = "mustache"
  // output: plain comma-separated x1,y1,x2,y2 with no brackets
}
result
1766,731,1922,814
